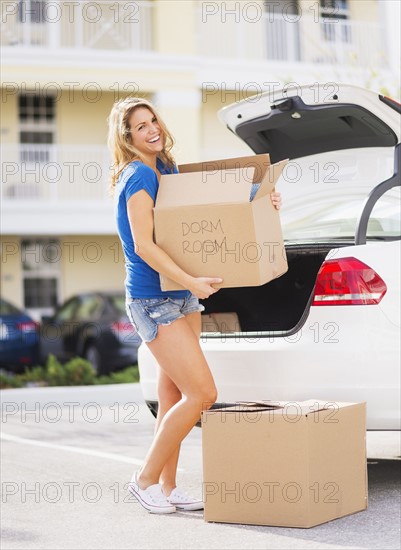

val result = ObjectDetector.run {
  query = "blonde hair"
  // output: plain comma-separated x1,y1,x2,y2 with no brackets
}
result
107,97,176,194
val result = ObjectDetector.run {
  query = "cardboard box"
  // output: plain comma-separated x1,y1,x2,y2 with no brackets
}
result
201,400,367,528
154,154,289,291
201,312,241,333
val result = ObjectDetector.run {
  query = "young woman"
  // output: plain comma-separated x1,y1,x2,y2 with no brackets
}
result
107,97,282,515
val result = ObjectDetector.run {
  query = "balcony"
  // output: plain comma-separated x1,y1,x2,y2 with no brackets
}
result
1,2,386,70
2,144,111,201
1,0,153,51
2,144,115,234
196,11,386,68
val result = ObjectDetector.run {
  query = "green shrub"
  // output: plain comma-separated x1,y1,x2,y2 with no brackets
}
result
0,371,23,389
18,365,47,385
1,358,139,388
45,354,67,386
95,365,139,385
63,357,96,386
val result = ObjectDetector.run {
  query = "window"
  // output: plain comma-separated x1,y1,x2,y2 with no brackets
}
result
264,0,301,62
109,295,127,316
367,187,401,240
55,299,80,322
24,278,58,308
21,239,61,316
320,0,350,43
20,131,53,163
75,296,104,321
19,94,54,122
278,147,395,242
18,0,47,24
18,93,55,164
320,0,348,19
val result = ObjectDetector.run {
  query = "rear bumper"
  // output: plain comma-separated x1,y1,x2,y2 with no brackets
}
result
138,306,400,430
0,343,39,371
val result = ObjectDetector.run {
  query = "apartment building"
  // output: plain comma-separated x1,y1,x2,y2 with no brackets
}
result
1,0,399,320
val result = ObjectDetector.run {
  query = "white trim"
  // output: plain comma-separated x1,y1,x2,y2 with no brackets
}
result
152,89,202,109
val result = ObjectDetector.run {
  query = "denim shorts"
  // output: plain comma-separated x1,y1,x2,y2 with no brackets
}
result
125,294,205,343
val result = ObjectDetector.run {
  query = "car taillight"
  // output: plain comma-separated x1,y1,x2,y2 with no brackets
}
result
111,321,137,339
17,321,38,333
312,257,387,306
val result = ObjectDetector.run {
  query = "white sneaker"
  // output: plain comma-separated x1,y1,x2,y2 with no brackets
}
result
129,472,176,514
166,487,204,511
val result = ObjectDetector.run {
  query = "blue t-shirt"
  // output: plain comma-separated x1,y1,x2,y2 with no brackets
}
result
114,157,191,299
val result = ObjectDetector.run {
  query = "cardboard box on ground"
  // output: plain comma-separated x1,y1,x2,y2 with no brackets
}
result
154,154,289,291
201,400,368,528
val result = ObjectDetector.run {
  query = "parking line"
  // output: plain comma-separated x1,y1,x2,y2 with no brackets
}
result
1,432,184,471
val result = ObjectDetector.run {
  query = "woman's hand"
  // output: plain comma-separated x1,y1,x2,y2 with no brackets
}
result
188,277,223,300
270,191,282,210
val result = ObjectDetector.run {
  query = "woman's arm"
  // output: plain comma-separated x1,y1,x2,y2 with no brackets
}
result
127,190,222,299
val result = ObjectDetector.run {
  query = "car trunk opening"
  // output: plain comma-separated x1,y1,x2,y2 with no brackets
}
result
200,243,346,335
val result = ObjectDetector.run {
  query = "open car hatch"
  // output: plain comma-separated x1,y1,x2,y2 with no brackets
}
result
218,84,401,163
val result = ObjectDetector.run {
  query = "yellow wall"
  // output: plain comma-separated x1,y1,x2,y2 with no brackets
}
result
58,88,202,164
350,0,378,22
58,91,151,145
200,92,259,160
0,236,23,306
153,0,196,55
60,236,126,301
0,89,18,143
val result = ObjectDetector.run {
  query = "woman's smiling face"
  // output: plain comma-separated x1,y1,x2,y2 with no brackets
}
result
128,107,164,156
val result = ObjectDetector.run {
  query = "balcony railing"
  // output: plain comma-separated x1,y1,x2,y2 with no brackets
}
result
196,10,386,68
1,144,111,202
1,0,153,51
1,2,387,68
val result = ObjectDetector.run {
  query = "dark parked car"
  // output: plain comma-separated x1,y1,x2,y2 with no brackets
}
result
0,298,40,372
40,291,142,375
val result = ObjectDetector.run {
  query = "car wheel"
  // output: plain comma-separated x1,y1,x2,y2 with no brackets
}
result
84,344,103,376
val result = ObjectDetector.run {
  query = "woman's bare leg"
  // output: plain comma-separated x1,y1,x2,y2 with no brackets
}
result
154,367,181,494
156,312,202,495
136,314,216,490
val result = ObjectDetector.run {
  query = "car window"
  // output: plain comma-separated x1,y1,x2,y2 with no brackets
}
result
367,187,401,239
75,296,104,321
108,295,126,316
0,299,21,315
278,147,395,241
55,298,80,322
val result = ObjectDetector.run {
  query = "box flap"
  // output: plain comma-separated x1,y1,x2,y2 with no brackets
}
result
211,401,284,412
253,158,288,200
178,154,271,184
157,169,252,207
298,399,333,413
236,400,284,408
297,399,363,414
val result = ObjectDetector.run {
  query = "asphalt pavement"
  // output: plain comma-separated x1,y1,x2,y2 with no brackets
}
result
1,383,400,550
